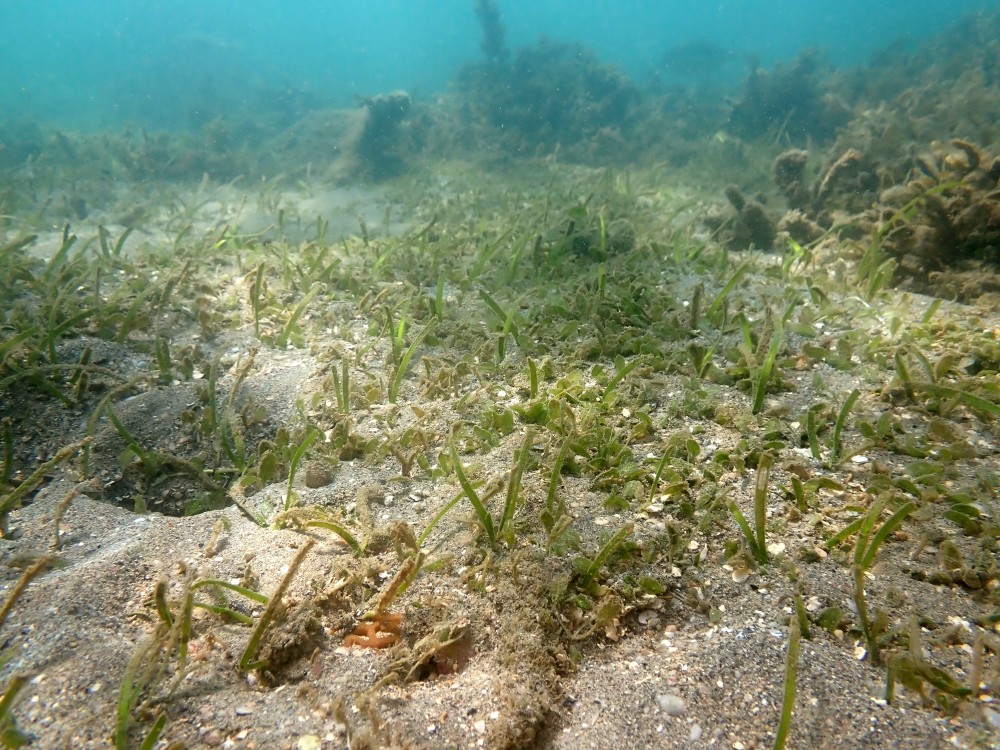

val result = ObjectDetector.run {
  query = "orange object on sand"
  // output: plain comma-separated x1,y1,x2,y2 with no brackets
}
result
343,612,403,649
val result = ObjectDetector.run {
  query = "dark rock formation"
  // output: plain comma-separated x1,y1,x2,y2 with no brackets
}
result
356,91,413,180
720,184,777,251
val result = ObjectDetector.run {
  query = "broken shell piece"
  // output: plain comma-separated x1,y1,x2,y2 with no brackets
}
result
605,620,620,641
731,567,751,583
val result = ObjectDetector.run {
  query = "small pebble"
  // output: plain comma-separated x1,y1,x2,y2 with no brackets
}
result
656,693,686,716
985,706,1000,729
235,705,253,716
638,610,660,628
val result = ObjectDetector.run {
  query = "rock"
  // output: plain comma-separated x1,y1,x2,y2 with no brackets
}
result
304,461,334,488
778,209,824,244
773,149,810,209
723,185,776,250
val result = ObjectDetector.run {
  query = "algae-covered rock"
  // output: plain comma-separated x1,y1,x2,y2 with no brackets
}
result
765,137,1000,300
713,184,777,251
773,149,811,210
777,208,824,245
455,38,641,159
727,51,851,145
356,91,415,180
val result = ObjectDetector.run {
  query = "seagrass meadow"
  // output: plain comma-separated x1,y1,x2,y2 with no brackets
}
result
2,6,1000,750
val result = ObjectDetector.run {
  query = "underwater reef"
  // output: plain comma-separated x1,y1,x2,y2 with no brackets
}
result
696,10,1000,302
767,139,1000,300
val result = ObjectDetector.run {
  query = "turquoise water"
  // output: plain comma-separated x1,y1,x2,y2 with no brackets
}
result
1,0,996,130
